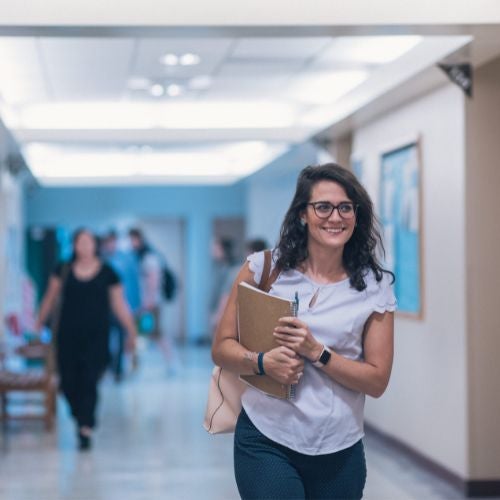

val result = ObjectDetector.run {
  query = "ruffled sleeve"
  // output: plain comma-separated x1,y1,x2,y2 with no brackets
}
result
373,272,397,313
246,250,265,285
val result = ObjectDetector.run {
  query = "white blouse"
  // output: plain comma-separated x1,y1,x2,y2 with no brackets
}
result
241,250,397,456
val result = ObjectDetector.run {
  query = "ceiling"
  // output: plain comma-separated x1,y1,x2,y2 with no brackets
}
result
0,33,483,185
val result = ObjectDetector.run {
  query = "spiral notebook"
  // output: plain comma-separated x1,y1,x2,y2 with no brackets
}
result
237,282,298,399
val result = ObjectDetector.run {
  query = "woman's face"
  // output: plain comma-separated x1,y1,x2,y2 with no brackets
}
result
302,180,356,252
74,231,97,260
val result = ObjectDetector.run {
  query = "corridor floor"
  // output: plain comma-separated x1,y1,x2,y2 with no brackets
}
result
0,345,478,499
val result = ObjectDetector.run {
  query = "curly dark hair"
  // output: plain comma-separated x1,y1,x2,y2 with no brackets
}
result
274,163,394,291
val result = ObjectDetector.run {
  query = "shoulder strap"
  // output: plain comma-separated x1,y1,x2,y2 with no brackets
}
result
257,250,280,293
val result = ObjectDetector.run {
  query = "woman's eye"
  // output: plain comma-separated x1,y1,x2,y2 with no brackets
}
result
339,203,353,213
316,203,332,212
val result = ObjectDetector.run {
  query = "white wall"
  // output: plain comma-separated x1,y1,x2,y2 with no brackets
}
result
352,84,468,477
0,128,25,341
465,56,500,479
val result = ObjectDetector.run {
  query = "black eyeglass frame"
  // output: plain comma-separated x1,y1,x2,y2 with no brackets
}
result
307,201,359,220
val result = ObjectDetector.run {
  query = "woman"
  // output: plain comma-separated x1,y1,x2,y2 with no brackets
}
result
36,228,138,450
212,163,396,499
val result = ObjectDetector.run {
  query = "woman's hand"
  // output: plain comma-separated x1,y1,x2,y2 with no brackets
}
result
263,346,304,385
126,332,137,354
273,317,323,362
34,318,44,335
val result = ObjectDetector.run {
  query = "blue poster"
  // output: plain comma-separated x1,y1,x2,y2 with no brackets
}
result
380,144,421,315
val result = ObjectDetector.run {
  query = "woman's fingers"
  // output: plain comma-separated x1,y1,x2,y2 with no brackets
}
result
278,346,297,358
278,316,303,327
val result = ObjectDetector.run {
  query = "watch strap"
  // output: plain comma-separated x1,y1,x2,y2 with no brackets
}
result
312,346,332,368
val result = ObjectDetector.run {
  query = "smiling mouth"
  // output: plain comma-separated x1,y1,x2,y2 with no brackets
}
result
323,227,346,234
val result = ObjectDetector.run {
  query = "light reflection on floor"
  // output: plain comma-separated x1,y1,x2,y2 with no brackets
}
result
0,345,474,499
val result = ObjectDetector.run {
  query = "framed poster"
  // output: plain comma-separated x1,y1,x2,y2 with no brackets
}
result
352,157,365,184
380,140,422,318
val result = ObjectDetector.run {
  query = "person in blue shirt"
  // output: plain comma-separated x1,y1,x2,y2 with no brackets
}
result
101,230,141,381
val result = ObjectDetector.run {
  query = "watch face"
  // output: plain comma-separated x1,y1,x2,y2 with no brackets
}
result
319,349,331,365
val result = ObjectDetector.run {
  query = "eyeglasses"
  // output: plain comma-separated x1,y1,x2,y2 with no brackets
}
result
307,201,358,220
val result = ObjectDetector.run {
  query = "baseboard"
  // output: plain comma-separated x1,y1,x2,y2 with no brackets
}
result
466,480,500,497
365,423,500,497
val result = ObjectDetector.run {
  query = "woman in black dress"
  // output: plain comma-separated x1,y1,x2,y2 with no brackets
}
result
36,228,138,450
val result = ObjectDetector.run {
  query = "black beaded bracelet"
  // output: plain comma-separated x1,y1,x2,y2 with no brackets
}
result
257,352,266,376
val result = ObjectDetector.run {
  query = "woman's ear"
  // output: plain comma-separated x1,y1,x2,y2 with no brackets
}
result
298,209,306,226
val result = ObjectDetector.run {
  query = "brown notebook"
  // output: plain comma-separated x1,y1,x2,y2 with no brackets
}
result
237,282,298,399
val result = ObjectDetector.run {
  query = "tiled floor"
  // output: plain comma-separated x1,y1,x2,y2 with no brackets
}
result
0,345,491,499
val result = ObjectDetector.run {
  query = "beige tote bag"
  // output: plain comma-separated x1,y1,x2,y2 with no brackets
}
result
203,366,245,434
203,250,279,434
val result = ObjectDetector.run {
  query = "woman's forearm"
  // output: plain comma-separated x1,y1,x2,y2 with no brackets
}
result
36,293,57,328
113,301,138,339
212,338,259,376
319,353,390,398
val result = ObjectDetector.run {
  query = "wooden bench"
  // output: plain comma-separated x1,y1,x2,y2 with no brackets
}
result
0,344,57,431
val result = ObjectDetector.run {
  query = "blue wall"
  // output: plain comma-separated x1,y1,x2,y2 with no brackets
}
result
25,184,246,341
24,142,320,340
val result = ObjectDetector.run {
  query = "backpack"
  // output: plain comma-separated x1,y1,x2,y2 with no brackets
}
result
162,266,177,301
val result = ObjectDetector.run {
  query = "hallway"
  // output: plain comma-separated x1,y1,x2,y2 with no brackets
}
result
0,345,470,500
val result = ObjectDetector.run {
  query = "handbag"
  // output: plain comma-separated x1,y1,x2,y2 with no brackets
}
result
203,366,245,434
203,250,279,434
137,310,156,336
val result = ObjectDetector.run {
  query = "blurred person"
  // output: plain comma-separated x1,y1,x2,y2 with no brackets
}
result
128,227,180,375
36,228,138,450
212,164,396,499
128,228,163,340
101,230,141,382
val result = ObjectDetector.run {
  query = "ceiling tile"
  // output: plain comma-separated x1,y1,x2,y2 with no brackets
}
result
0,37,48,104
217,60,303,79
201,74,289,99
231,37,332,59
39,38,135,100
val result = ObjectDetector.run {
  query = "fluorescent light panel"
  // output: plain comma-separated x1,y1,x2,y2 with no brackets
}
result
287,70,369,105
24,142,288,185
323,36,422,65
16,101,297,129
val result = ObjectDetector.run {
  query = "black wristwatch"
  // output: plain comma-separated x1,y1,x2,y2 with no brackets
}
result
312,345,332,368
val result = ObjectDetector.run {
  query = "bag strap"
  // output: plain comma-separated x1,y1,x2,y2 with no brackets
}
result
257,249,280,293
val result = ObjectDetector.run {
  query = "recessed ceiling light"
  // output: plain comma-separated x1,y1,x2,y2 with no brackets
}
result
150,84,165,97
180,53,201,66
160,53,179,66
166,84,183,97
